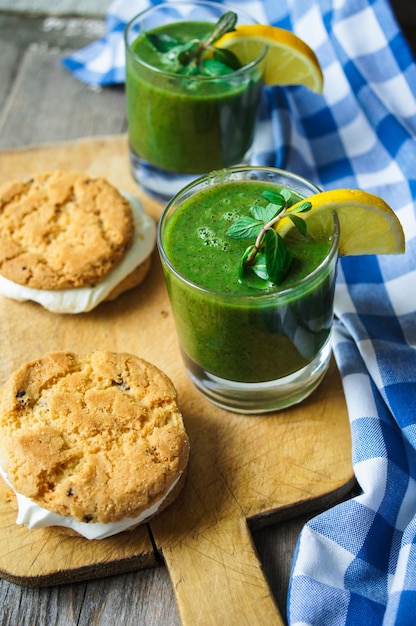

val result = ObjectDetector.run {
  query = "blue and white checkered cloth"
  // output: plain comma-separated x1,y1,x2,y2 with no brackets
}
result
63,1,416,623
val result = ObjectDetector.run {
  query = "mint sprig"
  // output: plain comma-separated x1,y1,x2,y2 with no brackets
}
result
146,11,241,76
226,189,312,289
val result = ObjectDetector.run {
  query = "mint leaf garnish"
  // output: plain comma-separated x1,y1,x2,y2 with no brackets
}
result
226,216,263,239
200,58,235,76
146,11,241,76
226,191,312,290
146,33,182,52
251,200,281,223
288,214,307,236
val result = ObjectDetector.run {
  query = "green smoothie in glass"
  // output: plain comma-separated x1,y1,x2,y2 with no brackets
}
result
158,167,340,414
125,2,266,200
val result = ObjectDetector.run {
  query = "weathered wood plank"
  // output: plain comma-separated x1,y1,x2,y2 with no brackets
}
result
0,47,126,149
2,567,181,626
0,14,125,149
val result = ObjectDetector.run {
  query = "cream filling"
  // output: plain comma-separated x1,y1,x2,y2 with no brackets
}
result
0,192,156,314
0,465,181,540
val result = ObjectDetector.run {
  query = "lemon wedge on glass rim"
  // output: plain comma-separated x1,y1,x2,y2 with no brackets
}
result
276,188,406,257
216,24,324,92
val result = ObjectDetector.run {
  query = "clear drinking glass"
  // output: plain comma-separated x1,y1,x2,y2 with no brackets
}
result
158,167,340,414
125,1,266,201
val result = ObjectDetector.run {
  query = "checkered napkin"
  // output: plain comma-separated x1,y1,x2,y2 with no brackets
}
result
62,1,416,624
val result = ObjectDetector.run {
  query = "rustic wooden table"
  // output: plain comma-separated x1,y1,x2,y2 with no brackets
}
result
0,4,414,625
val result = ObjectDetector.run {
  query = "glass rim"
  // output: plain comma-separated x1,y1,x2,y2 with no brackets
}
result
124,0,268,80
157,165,341,301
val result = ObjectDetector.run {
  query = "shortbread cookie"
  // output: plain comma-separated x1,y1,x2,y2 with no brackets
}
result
0,182,156,313
0,171,134,290
0,351,189,539
105,255,152,302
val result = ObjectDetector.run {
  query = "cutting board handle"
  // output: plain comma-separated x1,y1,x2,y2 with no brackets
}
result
162,516,284,625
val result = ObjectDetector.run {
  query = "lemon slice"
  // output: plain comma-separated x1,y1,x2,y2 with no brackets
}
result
276,188,405,256
216,24,323,92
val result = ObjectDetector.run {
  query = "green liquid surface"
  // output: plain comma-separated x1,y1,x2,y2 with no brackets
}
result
126,22,262,174
162,180,337,383
164,181,332,292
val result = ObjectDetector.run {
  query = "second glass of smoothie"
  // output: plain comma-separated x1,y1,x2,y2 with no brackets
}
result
158,166,340,414
125,1,266,200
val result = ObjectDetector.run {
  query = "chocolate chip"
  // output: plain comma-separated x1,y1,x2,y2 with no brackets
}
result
15,390,27,406
111,376,130,391
83,514,93,523
67,488,74,497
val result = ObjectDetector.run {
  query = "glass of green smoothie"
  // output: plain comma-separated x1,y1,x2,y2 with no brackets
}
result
158,166,340,414
125,1,266,201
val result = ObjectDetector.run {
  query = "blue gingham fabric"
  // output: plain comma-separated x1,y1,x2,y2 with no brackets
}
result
62,1,416,624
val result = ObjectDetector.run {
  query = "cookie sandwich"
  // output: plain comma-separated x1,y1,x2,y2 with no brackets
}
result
0,171,156,313
0,350,189,540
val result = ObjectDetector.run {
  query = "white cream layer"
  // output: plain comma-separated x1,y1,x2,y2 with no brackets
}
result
0,465,181,540
0,192,156,314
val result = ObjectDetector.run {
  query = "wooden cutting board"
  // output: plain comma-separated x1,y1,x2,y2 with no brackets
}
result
0,136,354,625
